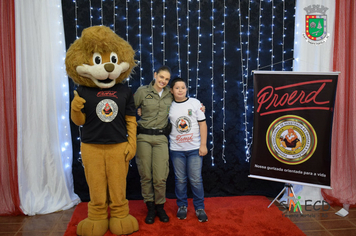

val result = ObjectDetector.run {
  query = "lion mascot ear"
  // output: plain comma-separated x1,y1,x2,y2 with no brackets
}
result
65,25,138,236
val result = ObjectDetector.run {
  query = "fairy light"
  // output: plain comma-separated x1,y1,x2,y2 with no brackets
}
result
71,0,80,166
282,0,285,70
56,3,73,169
112,1,118,30
257,0,262,68
89,0,93,26
72,0,82,165
247,1,251,75
100,0,103,25
195,0,201,98
237,2,245,160
138,0,143,85
176,0,181,77
271,0,275,70
73,0,78,39
238,0,253,162
126,1,129,40
113,0,116,31
244,0,252,162
210,0,215,166
162,0,166,64
186,0,190,95
221,2,226,163
150,1,155,73
126,1,133,87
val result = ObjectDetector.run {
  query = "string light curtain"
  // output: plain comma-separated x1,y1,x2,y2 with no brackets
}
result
62,0,295,200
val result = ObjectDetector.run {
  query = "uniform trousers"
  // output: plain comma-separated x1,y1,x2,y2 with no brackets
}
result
136,134,169,204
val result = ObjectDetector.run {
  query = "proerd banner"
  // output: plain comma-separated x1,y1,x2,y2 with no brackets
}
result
249,71,338,188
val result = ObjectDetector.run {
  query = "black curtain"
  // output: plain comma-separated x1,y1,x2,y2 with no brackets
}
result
61,0,295,201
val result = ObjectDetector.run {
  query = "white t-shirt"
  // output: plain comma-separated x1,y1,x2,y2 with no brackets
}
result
169,97,206,151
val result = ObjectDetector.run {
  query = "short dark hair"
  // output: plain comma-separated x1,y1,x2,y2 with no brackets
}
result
155,65,171,74
170,77,186,88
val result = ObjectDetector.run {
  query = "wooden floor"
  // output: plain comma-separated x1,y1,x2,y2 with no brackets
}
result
275,202,356,236
0,201,355,236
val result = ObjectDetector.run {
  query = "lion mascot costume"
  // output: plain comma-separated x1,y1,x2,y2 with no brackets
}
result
65,25,138,236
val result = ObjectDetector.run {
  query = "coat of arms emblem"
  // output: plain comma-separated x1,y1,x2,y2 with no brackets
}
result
303,5,329,43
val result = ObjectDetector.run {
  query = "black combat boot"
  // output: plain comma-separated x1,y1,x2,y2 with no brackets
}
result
145,201,156,224
155,204,169,222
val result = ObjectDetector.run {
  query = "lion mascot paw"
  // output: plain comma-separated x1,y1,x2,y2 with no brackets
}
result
77,218,109,236
109,215,139,235
65,25,138,236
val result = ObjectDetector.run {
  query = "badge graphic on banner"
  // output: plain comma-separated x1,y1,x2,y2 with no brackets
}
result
303,5,329,45
266,115,317,165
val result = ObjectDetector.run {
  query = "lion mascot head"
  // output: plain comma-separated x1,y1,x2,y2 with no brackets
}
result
65,25,136,88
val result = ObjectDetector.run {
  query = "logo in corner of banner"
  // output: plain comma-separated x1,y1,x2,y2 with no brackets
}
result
266,115,317,165
303,4,329,45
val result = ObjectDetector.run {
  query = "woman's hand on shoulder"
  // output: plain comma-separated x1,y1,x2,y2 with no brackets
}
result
137,108,142,116
200,103,206,113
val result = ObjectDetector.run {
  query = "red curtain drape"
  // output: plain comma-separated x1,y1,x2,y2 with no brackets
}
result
0,0,23,215
321,0,356,207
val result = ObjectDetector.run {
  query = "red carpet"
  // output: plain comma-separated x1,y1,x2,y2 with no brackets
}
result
64,196,305,236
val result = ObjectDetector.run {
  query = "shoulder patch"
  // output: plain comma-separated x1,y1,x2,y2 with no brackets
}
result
145,94,153,99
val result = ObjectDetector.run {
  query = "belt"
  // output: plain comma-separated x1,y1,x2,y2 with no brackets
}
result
138,127,165,135
137,123,172,136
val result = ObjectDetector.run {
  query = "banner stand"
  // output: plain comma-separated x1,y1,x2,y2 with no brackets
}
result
250,72,338,200
268,183,303,214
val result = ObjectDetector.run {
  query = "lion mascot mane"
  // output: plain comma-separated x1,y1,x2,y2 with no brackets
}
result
65,25,138,236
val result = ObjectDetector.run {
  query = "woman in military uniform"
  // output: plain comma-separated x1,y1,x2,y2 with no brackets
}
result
134,66,173,224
